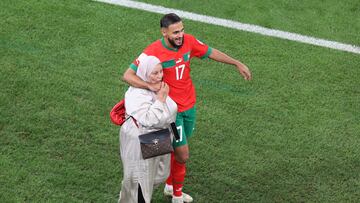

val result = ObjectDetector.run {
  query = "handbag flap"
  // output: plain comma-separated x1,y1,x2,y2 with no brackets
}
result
138,128,170,144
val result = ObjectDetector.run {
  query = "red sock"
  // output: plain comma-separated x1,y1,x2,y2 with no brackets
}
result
166,152,175,185
172,160,186,197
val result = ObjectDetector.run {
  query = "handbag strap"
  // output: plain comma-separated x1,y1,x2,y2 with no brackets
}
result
124,114,139,128
131,116,139,128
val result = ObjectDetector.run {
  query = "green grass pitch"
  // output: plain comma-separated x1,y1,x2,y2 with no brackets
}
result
1,0,359,202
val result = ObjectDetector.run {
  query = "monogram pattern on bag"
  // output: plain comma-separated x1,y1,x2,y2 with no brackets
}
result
140,137,173,159
139,128,174,159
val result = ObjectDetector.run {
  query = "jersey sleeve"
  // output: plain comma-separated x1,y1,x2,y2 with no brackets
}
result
129,57,140,72
129,52,151,72
190,35,213,59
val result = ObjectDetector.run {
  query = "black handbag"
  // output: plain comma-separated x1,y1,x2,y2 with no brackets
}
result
138,123,180,160
139,128,173,159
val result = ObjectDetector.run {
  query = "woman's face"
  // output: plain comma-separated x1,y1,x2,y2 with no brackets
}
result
148,63,163,83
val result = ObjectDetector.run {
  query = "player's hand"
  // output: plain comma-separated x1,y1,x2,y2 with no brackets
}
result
156,82,169,102
147,82,161,92
236,63,252,80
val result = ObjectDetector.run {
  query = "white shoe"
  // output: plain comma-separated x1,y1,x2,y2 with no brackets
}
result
164,185,193,203
172,195,184,203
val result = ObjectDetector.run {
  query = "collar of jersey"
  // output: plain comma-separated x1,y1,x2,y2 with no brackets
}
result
161,38,178,52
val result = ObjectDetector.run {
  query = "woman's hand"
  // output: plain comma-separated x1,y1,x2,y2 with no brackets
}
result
156,82,169,102
147,82,161,92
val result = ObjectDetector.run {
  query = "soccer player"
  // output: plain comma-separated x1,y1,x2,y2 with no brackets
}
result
122,13,251,203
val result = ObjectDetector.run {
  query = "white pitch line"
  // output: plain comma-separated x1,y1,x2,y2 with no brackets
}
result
95,0,360,55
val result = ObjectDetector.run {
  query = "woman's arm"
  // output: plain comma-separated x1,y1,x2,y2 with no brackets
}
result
126,83,170,127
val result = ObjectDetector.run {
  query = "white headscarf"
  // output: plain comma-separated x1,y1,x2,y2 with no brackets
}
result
136,54,161,82
125,54,178,124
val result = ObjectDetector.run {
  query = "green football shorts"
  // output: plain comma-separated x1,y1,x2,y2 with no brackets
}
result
173,106,196,148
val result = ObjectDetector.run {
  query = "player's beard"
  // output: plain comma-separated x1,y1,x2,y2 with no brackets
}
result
168,37,184,49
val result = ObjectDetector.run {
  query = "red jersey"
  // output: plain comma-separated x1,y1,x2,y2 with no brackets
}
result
130,34,212,112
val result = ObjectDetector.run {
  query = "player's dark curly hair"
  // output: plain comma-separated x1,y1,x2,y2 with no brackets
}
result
160,13,182,28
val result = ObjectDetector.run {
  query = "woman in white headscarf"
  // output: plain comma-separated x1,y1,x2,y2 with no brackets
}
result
118,54,177,203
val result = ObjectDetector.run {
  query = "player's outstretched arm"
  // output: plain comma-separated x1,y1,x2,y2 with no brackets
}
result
209,48,252,80
122,68,161,91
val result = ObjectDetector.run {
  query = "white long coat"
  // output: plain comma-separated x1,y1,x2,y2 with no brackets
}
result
118,86,177,203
